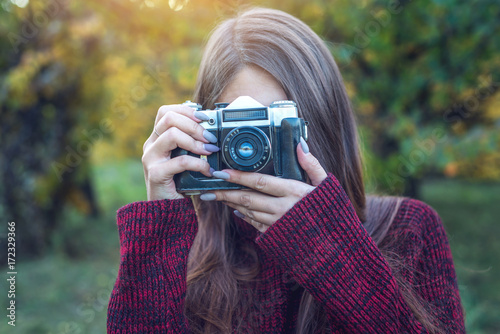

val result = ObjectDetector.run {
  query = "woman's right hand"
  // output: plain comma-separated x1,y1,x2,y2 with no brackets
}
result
142,104,218,201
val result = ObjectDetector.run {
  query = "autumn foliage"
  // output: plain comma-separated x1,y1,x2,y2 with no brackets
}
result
1,0,499,257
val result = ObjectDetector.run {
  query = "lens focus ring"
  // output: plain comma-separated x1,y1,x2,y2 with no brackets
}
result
222,126,271,172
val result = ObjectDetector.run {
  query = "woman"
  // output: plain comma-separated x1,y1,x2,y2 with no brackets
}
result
107,8,465,334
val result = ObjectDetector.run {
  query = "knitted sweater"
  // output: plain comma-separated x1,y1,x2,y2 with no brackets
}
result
107,173,465,333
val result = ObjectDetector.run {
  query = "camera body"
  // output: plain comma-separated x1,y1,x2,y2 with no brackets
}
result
172,96,308,195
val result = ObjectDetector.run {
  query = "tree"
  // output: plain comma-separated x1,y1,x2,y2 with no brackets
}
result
264,0,500,196
0,0,106,258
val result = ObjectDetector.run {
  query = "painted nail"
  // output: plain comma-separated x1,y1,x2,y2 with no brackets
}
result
300,136,309,154
212,171,230,180
203,144,220,152
234,210,245,219
194,111,210,121
209,167,215,176
200,193,216,201
203,130,217,144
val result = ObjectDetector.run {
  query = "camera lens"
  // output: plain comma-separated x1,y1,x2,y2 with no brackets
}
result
237,141,255,158
222,126,271,172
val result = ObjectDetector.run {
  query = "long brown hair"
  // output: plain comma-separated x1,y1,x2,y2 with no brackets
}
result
185,8,442,333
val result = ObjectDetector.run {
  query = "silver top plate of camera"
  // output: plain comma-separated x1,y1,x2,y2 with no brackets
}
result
194,96,299,130
223,96,298,128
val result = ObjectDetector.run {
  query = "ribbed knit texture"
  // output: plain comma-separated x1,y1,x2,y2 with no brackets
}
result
107,173,465,333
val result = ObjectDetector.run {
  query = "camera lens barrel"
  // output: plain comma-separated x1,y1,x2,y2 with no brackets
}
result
222,126,271,172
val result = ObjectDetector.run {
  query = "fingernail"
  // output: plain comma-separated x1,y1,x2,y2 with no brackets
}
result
194,111,210,121
209,167,215,176
300,136,309,154
200,193,216,201
212,171,230,180
203,144,220,152
234,210,245,219
203,130,217,144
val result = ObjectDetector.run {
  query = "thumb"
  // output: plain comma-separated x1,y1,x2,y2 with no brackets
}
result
297,137,327,187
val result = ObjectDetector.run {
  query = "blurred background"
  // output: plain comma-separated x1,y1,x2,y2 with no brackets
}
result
0,0,499,332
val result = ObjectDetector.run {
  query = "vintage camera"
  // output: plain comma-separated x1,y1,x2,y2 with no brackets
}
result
172,96,308,195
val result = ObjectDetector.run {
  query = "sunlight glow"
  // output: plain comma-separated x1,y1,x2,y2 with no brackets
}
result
168,0,189,12
10,0,29,8
144,0,156,8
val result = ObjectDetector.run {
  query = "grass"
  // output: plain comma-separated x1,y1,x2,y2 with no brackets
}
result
1,160,498,333
421,179,500,333
0,160,145,334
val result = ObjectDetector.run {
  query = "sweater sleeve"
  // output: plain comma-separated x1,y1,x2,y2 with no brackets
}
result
255,173,465,333
107,197,197,334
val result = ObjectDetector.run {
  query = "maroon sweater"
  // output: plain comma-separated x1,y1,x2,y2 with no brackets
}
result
107,173,465,333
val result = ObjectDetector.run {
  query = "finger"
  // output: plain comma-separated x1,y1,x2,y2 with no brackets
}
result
155,104,203,126
240,214,272,233
238,214,270,233
156,111,210,144
216,171,306,197
226,203,275,228
297,138,327,187
145,104,205,152
209,189,278,214
144,127,218,163
146,154,212,181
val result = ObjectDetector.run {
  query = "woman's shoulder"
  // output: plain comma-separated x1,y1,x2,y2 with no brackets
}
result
397,197,440,222
392,197,445,239
370,197,451,259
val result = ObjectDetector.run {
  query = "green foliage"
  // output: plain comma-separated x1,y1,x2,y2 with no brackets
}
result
1,0,109,258
302,0,500,194
252,0,500,194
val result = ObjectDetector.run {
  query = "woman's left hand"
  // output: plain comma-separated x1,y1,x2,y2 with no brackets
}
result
201,140,328,232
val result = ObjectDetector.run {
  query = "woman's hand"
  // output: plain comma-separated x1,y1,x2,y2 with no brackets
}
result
200,139,328,232
142,104,219,200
